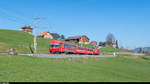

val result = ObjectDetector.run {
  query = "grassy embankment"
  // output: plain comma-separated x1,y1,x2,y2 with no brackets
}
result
0,54,150,82
0,29,51,53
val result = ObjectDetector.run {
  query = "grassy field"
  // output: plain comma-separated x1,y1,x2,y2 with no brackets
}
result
100,47,126,53
0,54,150,82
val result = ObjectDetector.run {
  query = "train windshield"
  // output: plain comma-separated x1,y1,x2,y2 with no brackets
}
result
50,43,60,47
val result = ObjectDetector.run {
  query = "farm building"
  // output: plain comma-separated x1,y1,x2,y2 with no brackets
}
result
65,35,89,44
90,41,97,46
38,31,54,39
21,25,33,34
99,41,116,47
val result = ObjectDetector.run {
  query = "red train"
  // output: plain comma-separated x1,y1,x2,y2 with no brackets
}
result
49,40,100,55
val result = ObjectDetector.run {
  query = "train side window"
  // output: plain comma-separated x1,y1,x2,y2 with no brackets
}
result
70,45,74,49
59,43,62,47
64,44,67,48
64,44,74,49
78,47,85,50
50,44,54,47
50,43,60,47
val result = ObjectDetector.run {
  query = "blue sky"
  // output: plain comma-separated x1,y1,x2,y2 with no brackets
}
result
0,0,150,49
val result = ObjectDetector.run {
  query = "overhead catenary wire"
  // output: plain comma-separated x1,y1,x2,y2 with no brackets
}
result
0,7,32,23
0,7,32,27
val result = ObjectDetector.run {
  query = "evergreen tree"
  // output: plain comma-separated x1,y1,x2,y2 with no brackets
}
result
60,35,65,40
51,33,60,40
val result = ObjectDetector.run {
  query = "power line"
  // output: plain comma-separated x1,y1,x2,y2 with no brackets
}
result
0,7,32,28
0,11,23,24
0,7,32,24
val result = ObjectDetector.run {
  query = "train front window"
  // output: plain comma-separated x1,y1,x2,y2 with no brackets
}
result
50,44,60,47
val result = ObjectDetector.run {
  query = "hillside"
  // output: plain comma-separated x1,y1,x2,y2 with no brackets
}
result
0,29,51,53
0,29,126,54
0,54,150,82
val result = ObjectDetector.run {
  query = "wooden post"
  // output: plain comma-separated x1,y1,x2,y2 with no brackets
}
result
8,48,17,55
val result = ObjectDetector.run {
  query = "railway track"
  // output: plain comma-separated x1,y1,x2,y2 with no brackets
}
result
17,53,114,58
1,52,145,58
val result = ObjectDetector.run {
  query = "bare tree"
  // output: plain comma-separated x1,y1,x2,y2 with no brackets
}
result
106,33,115,44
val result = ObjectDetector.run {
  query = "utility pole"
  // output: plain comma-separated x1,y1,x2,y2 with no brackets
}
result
33,16,47,54
33,16,38,54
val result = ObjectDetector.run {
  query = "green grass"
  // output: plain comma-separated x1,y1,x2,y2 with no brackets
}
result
0,29,52,53
0,54,150,82
100,47,127,54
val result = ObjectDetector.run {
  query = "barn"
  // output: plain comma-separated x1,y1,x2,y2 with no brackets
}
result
65,35,89,44
99,41,116,47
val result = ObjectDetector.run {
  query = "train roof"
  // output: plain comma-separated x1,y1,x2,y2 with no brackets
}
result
50,40,98,50
50,40,60,43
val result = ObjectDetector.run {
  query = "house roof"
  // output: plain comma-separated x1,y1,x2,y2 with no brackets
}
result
90,41,97,43
65,35,89,40
21,25,32,29
82,35,89,40
99,42,106,44
65,36,81,40
39,32,50,37
100,41,116,44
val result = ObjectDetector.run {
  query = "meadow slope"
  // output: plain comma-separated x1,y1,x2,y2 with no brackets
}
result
0,29,51,53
